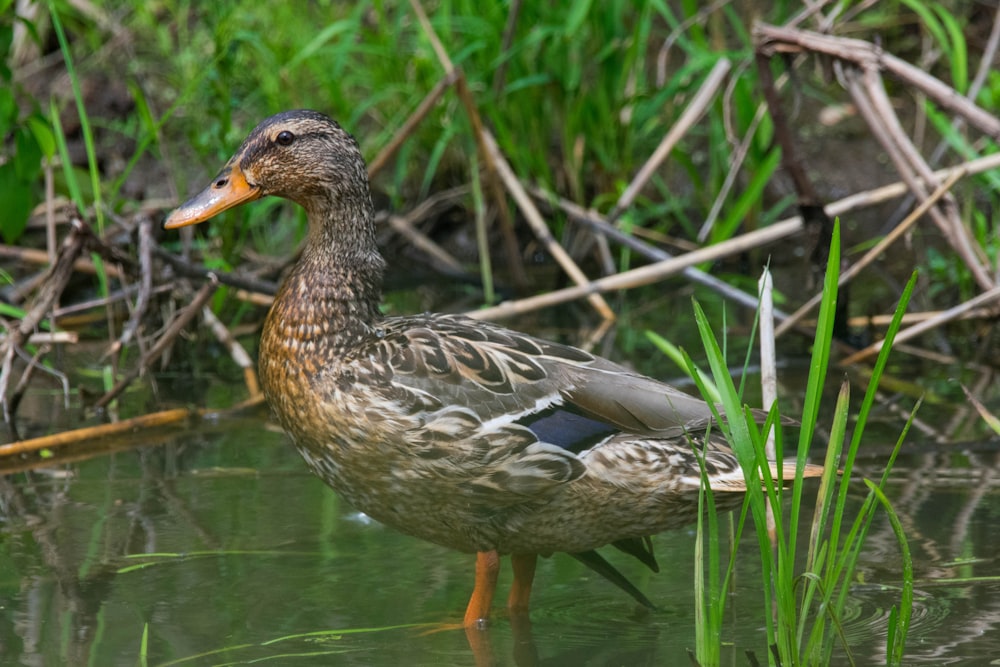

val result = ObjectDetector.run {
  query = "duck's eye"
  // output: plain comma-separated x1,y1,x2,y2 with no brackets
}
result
275,130,295,146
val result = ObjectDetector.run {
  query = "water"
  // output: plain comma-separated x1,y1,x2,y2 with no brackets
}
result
2,286,999,665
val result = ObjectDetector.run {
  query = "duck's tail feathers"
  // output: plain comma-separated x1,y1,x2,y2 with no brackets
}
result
568,549,657,610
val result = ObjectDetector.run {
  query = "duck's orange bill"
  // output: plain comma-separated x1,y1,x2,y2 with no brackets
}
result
164,164,261,229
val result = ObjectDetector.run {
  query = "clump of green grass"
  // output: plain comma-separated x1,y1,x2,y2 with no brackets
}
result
111,1,791,262
14,2,997,313
0,7,53,244
687,222,916,665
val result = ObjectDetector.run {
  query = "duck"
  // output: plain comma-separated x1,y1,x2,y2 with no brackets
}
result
164,109,821,629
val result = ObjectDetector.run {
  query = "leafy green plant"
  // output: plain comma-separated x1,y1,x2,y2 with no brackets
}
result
0,6,53,243
688,222,916,665
100,0,800,265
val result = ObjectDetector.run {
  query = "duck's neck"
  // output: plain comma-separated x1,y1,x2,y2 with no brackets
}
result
266,200,387,353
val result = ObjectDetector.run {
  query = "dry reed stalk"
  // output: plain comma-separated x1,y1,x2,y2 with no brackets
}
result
841,285,1000,365
1,218,90,431
530,186,789,317
0,407,195,457
468,219,803,320
366,70,457,179
607,57,731,223
755,24,1000,139
201,306,261,398
408,0,528,289
756,23,997,291
480,129,616,320
775,168,967,337
0,243,125,281
94,278,219,409
470,151,998,322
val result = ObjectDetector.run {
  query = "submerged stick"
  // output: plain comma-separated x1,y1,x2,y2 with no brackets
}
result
841,285,1000,365
94,278,219,409
775,168,966,337
0,407,196,457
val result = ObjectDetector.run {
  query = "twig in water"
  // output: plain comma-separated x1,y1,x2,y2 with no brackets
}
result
841,285,1000,365
775,168,967,337
94,278,219,409
201,306,261,398
1,218,90,433
112,214,154,355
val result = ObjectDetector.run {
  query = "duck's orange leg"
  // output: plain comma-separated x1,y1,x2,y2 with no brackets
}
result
464,550,500,629
507,553,537,615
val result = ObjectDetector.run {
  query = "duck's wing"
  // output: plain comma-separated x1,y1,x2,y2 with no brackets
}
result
375,313,716,435
363,314,723,505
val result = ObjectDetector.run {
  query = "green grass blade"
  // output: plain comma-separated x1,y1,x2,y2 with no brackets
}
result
646,330,721,402
864,480,913,665
48,4,104,234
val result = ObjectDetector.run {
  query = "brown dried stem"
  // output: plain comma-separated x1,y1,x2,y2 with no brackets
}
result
607,57,731,222
468,218,803,321
841,285,1000,365
201,306,261,398
754,23,1000,140
841,64,993,291
0,407,196,457
470,153,998,322
112,214,154,355
774,168,967,337
367,70,458,179
408,0,529,290
1,218,90,429
479,129,616,320
94,277,219,409
530,186,787,318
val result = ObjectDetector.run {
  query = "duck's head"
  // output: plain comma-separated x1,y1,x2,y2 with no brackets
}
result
164,109,370,230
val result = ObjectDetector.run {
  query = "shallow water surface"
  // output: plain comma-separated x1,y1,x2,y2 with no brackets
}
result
3,405,1000,665
2,288,999,665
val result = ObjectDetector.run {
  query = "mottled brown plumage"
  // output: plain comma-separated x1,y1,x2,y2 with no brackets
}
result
164,109,822,627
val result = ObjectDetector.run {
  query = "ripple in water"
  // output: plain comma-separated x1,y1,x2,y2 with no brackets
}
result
840,584,955,663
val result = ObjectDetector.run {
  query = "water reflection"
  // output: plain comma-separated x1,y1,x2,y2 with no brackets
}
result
2,412,1000,664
